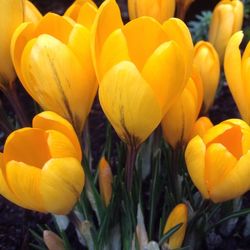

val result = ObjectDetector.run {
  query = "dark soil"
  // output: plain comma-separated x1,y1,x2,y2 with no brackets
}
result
1,0,250,249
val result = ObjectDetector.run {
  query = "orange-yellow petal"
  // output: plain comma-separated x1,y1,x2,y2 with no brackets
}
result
142,41,186,115
210,150,250,202
91,0,123,79
185,136,209,199
122,16,167,71
3,128,50,168
24,0,42,24
5,160,45,212
41,157,84,214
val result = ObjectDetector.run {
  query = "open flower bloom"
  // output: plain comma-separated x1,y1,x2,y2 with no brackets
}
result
11,12,97,134
128,0,175,23
64,0,97,29
208,0,243,63
162,69,203,149
92,0,193,147
194,41,220,114
185,119,250,203
0,111,84,215
98,157,113,207
0,0,41,89
224,31,250,124
163,203,188,249
189,116,213,140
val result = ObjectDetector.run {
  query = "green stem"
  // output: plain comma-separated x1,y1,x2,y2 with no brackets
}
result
125,145,138,192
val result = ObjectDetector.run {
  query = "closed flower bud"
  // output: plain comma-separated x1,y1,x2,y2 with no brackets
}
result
194,41,220,114
0,111,84,214
92,0,193,147
0,0,41,89
98,157,113,206
208,0,243,63
224,31,250,124
185,119,250,203
128,0,175,23
43,230,64,250
189,116,213,139
163,203,188,249
11,12,97,134
162,69,203,149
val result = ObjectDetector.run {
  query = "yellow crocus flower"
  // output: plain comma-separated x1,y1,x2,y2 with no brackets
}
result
0,111,84,215
0,0,41,90
128,0,175,23
162,69,203,149
208,0,243,63
11,12,97,134
194,41,220,114
92,0,193,147
163,203,188,249
224,31,250,124
98,157,113,207
185,119,250,203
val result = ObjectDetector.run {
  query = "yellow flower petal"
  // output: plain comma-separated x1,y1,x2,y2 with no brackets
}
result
24,0,42,24
99,28,130,80
163,18,193,83
91,0,123,79
122,16,167,71
224,31,248,121
185,136,209,199
142,41,185,114
46,130,80,160
4,128,50,168
205,143,237,196
99,61,162,146
0,153,27,209
210,151,250,202
32,111,82,161
34,13,74,44
5,160,45,212
0,0,24,83
11,22,35,89
75,2,97,29
41,157,84,214
189,116,213,139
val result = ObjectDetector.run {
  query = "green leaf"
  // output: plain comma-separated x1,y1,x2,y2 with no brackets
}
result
207,208,250,232
158,223,183,246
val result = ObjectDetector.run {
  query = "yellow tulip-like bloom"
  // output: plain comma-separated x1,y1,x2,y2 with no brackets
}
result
0,0,41,89
0,111,84,215
224,31,250,124
208,0,243,63
185,119,250,203
64,0,97,29
98,157,113,207
162,69,203,149
163,203,188,249
128,0,175,23
92,0,193,147
11,12,97,134
194,41,220,114
190,116,213,139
